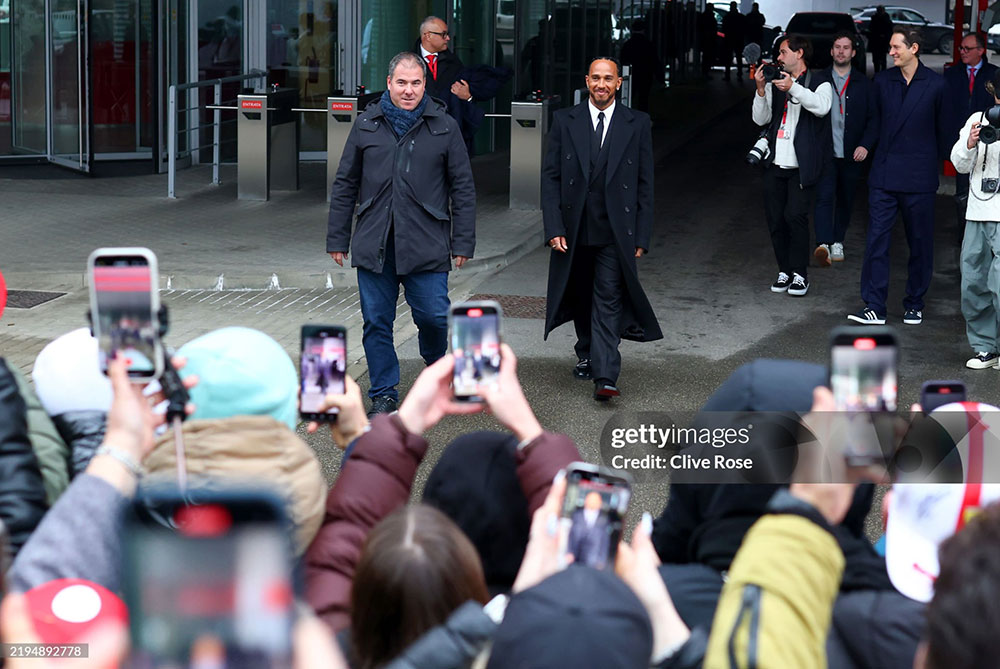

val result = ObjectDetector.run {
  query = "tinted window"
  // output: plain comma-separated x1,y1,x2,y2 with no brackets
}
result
900,9,925,22
787,13,856,33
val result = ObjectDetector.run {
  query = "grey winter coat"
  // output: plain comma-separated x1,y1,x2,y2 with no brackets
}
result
326,96,476,275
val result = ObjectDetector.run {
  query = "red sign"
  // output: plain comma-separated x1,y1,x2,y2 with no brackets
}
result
0,269,6,322
330,102,354,111
241,99,263,109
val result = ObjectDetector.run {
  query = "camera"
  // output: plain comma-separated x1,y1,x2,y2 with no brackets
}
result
983,177,1000,193
760,63,784,82
979,105,1000,145
746,132,771,166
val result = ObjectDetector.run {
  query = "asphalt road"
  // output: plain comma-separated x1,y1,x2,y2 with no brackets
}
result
344,98,999,528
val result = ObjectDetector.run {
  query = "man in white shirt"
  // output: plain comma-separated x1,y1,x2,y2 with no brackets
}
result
752,35,833,297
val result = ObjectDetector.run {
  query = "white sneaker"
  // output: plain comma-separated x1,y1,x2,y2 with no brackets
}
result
967,351,1000,369
831,242,845,261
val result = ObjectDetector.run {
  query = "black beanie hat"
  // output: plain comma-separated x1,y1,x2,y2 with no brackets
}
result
423,431,531,595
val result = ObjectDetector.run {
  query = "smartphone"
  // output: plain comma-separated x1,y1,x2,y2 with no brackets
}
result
829,326,898,412
122,487,296,668
921,380,967,414
87,247,164,380
557,463,632,572
299,325,347,422
449,301,503,403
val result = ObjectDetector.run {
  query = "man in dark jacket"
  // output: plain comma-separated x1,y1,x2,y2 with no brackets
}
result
542,57,662,402
752,34,833,296
869,6,893,73
721,2,746,81
327,51,476,417
697,7,718,79
745,3,766,46
814,32,877,265
848,27,950,325
943,32,999,225
414,16,481,153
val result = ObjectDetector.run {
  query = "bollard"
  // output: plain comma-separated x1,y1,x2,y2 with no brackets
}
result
509,97,557,211
326,96,359,203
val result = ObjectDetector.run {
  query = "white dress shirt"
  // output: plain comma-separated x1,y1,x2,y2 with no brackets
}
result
588,98,615,148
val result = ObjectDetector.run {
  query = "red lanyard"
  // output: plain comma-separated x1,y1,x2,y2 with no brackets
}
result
837,75,851,115
781,98,789,127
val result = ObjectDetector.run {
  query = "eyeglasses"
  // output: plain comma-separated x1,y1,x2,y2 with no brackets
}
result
425,30,450,38
959,46,983,51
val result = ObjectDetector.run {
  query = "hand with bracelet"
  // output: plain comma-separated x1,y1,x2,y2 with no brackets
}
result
89,354,197,495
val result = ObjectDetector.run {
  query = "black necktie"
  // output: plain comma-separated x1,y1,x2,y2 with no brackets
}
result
591,111,605,169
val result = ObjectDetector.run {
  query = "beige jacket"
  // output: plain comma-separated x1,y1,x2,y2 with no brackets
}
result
146,416,326,555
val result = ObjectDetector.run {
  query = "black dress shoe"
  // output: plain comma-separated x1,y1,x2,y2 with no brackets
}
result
594,380,620,401
573,358,592,380
367,395,398,419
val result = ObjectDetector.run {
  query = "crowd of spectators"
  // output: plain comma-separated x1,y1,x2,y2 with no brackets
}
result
0,319,997,668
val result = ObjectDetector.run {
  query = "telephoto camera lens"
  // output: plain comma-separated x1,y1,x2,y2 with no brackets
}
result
746,136,771,166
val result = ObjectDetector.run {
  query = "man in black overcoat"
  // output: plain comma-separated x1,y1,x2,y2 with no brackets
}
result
542,57,662,402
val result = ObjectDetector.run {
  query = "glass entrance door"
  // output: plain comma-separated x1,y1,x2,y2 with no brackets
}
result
48,0,90,171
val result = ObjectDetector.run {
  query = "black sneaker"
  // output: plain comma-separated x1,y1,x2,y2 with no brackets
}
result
771,272,791,293
902,309,923,325
966,351,1000,369
847,307,886,325
367,395,398,419
787,273,809,296
573,358,592,380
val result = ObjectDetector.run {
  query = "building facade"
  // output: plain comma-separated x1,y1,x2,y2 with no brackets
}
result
0,0,684,174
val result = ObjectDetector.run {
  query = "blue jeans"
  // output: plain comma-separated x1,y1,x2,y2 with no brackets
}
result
357,236,450,400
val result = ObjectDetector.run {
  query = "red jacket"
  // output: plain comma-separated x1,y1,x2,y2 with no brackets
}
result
304,414,581,631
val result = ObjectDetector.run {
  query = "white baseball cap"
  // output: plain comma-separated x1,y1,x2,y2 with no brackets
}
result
886,402,1000,602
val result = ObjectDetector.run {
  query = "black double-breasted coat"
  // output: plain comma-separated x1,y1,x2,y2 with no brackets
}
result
541,101,662,343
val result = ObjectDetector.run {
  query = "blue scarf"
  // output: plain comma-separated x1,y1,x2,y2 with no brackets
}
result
380,90,429,139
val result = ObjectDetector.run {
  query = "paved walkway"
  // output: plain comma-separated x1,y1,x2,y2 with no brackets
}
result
0,78,753,386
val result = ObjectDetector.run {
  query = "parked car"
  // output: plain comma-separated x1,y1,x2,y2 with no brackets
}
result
852,6,954,54
772,12,868,70
988,22,1000,54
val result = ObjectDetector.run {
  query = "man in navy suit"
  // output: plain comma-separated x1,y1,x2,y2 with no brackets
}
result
814,32,877,265
943,33,998,223
848,28,950,325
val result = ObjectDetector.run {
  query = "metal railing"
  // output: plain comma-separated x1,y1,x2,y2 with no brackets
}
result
167,70,266,198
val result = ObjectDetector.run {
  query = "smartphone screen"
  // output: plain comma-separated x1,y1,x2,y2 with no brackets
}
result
921,381,967,414
558,465,631,572
830,329,898,412
89,249,161,379
450,302,502,403
122,491,295,668
300,326,346,420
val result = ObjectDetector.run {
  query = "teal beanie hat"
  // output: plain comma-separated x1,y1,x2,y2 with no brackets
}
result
178,327,298,430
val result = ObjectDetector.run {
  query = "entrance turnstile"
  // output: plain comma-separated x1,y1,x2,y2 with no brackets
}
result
237,88,299,201
509,98,557,211
326,96,359,203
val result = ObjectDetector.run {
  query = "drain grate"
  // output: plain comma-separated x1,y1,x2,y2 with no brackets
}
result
467,294,547,319
7,290,67,309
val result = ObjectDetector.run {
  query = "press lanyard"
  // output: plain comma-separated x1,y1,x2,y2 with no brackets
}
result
837,76,850,115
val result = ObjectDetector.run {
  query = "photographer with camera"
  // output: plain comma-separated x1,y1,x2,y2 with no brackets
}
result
752,35,833,297
949,68,1000,371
